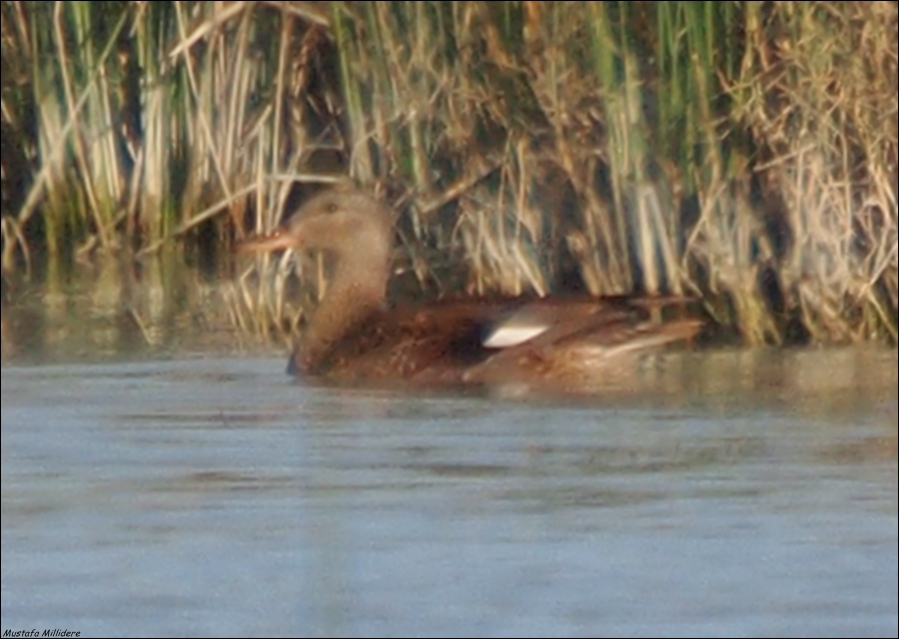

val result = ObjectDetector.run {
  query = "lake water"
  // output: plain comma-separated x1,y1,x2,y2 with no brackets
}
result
1,348,897,637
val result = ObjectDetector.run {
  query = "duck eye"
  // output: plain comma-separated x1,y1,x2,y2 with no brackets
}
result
324,202,339,214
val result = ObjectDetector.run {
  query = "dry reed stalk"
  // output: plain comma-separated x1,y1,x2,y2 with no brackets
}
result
2,2,895,347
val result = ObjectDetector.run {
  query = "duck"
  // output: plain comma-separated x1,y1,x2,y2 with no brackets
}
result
239,185,703,394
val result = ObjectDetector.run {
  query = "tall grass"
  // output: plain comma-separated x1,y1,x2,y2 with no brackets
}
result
1,1,896,348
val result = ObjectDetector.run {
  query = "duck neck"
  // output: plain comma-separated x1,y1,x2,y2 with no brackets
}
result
298,251,390,373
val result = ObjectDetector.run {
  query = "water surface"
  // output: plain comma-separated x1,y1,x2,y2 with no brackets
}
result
2,349,897,637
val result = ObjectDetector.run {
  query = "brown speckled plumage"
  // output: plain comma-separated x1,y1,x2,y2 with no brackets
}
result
240,186,703,393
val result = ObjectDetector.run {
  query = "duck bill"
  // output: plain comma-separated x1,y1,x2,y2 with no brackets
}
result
238,228,299,254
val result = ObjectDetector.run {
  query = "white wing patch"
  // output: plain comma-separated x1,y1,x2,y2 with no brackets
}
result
483,323,550,349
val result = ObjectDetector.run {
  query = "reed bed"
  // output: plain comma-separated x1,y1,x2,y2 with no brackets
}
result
1,1,896,348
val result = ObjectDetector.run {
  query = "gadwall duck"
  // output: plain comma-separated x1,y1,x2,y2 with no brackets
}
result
240,186,702,393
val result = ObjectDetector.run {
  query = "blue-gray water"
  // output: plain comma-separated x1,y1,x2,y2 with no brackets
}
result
2,350,897,637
